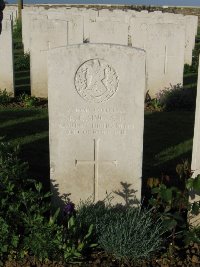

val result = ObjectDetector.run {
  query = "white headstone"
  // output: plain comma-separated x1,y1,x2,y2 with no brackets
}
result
192,57,200,177
149,12,198,66
189,57,200,226
4,5,18,20
184,15,198,65
87,20,129,45
98,8,131,23
30,15,83,97
0,19,14,95
48,44,146,206
130,18,185,97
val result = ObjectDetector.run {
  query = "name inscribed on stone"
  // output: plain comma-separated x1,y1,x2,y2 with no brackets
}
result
58,107,134,136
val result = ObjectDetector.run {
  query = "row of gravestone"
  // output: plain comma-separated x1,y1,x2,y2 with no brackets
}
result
1,5,198,99
1,5,200,212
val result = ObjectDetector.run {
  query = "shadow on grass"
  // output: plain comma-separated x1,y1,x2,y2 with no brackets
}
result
0,107,50,191
20,137,50,192
0,108,43,124
0,117,48,142
0,107,197,202
142,111,195,198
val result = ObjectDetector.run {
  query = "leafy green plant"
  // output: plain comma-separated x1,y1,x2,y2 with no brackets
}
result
61,216,96,262
145,90,163,111
18,93,38,107
14,53,30,71
13,19,22,40
148,160,200,245
22,209,62,261
0,89,12,104
0,142,98,264
0,142,61,262
96,207,165,264
60,201,97,262
0,217,19,265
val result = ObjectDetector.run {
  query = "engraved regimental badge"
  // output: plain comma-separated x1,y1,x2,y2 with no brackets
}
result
74,59,119,103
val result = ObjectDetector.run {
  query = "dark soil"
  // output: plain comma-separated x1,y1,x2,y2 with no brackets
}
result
3,242,200,267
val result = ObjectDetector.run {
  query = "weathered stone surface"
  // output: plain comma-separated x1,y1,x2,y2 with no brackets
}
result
87,20,128,45
130,18,185,97
0,19,14,95
30,14,83,97
192,56,200,178
48,44,146,206
190,58,200,226
184,15,198,65
149,12,197,66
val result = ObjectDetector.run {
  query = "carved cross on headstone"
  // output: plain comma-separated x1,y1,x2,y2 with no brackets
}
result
164,45,168,74
75,138,117,201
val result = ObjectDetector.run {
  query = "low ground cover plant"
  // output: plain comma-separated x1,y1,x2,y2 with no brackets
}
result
147,160,200,247
0,142,95,265
97,207,165,264
77,198,165,264
18,93,38,107
0,142,166,266
0,89,12,105
1,141,200,266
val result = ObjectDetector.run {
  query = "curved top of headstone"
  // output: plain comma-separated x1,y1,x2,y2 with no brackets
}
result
0,0,5,34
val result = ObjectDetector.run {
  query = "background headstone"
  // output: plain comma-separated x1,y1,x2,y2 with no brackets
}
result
0,19,14,95
87,20,128,45
190,57,200,226
130,19,185,97
30,14,83,97
48,44,146,206
0,0,5,34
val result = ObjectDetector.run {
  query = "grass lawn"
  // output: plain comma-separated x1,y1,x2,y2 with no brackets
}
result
0,106,195,193
143,111,195,180
0,107,49,189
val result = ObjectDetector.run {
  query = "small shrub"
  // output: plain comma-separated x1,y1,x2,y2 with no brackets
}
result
0,142,96,264
22,213,62,260
145,90,163,112
14,53,30,71
156,84,196,111
0,217,19,264
0,89,12,104
148,161,200,246
184,64,197,74
0,142,61,261
76,199,109,238
13,19,22,40
97,207,165,264
61,212,97,262
76,196,123,242
18,93,38,107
